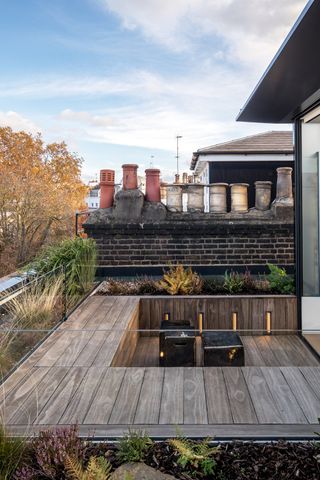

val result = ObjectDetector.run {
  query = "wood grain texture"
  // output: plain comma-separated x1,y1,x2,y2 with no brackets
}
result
108,367,144,424
261,367,307,424
84,367,125,424
134,367,164,424
203,368,233,424
223,368,258,424
159,367,184,424
242,367,282,423
280,367,320,423
183,368,208,424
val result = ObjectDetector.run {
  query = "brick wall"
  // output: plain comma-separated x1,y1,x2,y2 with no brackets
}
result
84,220,294,268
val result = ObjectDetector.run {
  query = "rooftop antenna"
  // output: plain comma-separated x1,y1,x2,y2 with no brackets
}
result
176,135,182,174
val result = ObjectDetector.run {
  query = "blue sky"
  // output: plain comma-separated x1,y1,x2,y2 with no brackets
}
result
0,0,307,182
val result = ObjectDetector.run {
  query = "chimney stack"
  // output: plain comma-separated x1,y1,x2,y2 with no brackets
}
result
122,164,138,190
99,169,115,208
145,168,161,202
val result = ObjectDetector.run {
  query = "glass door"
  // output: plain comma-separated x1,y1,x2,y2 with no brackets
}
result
300,109,320,345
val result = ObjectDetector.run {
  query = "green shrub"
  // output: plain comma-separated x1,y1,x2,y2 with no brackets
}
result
169,437,219,477
223,271,244,294
267,264,295,294
158,265,203,295
0,424,26,479
28,237,97,297
116,430,153,463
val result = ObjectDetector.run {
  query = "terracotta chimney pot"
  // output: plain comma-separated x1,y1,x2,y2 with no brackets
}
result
99,169,115,208
122,164,138,190
145,168,161,202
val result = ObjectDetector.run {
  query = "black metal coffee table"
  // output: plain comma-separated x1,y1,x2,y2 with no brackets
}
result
201,331,245,367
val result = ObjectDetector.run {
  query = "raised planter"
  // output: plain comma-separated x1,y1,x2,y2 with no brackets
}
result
139,295,297,335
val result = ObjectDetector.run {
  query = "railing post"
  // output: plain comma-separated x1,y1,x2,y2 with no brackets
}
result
63,265,67,321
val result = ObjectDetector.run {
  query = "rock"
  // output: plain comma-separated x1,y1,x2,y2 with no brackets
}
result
111,462,178,480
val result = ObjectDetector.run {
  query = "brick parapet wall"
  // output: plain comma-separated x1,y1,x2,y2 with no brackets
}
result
84,220,294,267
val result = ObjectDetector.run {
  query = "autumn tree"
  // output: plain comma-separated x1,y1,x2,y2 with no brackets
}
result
0,127,87,275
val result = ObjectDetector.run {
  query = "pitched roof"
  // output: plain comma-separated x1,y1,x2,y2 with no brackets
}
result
190,131,293,170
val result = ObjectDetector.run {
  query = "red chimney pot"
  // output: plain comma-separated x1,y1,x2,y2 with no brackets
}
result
122,164,138,190
99,169,115,208
145,168,161,202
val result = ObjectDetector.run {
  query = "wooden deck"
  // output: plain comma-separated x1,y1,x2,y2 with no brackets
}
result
1,295,320,439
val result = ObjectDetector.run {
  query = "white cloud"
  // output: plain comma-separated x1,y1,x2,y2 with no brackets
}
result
102,0,307,69
0,111,40,134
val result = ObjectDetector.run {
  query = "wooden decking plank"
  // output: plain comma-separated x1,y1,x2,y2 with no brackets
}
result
35,331,82,367
0,365,32,404
253,337,279,366
9,367,69,425
109,368,144,424
286,336,319,366
134,367,164,424
73,331,110,367
183,368,208,424
223,368,258,424
242,367,282,423
261,367,307,424
55,331,95,367
35,367,88,425
92,330,123,367
266,336,293,366
275,337,305,366
280,367,320,423
240,336,265,366
203,368,233,423
159,367,184,424
61,295,106,330
299,367,320,399
84,296,118,330
84,367,125,424
59,367,106,424
1,367,49,423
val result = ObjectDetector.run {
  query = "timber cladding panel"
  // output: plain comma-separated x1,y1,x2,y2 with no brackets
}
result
139,296,297,335
84,222,294,267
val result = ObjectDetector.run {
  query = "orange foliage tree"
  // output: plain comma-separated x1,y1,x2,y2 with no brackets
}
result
0,127,88,275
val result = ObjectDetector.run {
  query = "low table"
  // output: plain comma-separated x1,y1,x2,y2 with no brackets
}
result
159,321,195,367
201,332,245,367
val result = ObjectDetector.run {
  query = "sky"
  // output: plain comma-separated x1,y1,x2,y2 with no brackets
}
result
0,0,308,182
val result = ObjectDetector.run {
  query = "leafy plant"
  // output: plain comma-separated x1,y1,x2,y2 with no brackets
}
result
116,430,153,463
65,455,112,480
28,237,97,297
267,264,295,294
158,265,203,295
223,270,244,294
202,277,224,295
14,425,86,480
0,423,26,480
169,437,219,476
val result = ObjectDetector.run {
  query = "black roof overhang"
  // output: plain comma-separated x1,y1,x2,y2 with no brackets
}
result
237,0,320,123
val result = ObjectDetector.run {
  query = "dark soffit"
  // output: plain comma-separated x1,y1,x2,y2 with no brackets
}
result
237,0,320,123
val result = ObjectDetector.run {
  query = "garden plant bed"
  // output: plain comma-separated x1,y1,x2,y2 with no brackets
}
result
9,425,320,480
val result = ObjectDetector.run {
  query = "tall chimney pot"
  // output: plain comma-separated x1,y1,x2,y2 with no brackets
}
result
122,164,138,190
145,168,161,202
99,169,115,208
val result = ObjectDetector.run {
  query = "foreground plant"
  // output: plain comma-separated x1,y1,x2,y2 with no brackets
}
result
0,423,26,480
158,265,203,295
169,437,219,477
223,270,244,294
28,237,97,297
14,425,86,480
267,263,295,294
65,455,112,480
116,430,153,463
